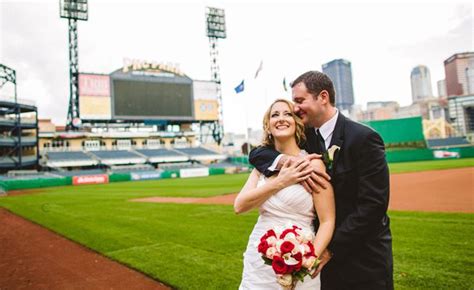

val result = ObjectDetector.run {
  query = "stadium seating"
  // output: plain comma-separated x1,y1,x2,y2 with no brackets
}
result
426,137,471,148
88,150,146,166
136,148,189,163
46,151,98,168
173,147,226,161
109,164,155,173
159,162,207,171
51,169,107,177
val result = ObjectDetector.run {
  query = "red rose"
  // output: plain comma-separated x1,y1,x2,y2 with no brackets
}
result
279,228,297,239
280,241,295,254
272,255,290,274
305,241,316,258
258,240,269,255
261,229,277,242
292,252,303,272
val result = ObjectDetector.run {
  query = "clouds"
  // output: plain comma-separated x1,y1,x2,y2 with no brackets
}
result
0,1,472,134
1,2,69,120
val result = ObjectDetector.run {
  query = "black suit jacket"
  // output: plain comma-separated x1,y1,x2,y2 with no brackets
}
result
249,113,393,285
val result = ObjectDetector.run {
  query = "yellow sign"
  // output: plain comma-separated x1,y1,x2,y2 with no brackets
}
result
122,58,184,76
194,99,218,121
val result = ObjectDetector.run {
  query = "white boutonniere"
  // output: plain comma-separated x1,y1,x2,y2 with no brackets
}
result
322,145,340,170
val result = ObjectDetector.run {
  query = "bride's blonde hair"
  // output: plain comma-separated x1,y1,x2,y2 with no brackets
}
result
261,99,306,148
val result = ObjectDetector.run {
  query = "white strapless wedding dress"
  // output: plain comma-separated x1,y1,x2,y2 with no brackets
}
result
239,175,321,290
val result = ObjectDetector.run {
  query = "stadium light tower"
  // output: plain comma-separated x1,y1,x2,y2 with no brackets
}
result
60,0,88,130
205,7,226,145
0,64,17,103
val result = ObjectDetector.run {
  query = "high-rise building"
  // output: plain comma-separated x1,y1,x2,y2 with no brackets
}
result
322,59,354,111
437,79,447,97
444,52,474,96
410,65,433,102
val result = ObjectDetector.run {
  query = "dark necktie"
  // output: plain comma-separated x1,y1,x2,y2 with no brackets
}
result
316,129,326,154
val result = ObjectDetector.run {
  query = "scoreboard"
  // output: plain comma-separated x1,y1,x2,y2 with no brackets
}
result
79,59,217,122
112,78,194,120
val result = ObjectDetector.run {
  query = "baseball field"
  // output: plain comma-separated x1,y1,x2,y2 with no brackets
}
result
1,158,473,289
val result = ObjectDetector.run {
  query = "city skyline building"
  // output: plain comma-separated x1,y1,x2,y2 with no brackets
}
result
322,59,354,112
410,65,433,103
437,79,447,97
444,52,474,96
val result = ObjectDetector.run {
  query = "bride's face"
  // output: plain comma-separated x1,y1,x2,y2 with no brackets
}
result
269,101,296,141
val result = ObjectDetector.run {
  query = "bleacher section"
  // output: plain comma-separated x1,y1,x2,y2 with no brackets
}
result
88,150,146,166
174,147,226,161
136,149,189,163
46,151,98,168
159,162,207,171
42,146,227,169
109,164,155,173
51,169,107,177
426,137,471,148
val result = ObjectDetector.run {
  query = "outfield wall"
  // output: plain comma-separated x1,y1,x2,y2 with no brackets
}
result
0,167,230,192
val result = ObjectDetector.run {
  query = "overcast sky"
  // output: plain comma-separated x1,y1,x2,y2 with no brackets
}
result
0,0,472,134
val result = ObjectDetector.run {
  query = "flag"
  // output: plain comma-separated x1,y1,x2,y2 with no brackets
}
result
254,60,263,79
283,77,287,92
234,80,245,93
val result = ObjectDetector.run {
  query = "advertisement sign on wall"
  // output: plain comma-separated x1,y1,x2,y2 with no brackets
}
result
130,171,163,181
433,150,460,159
179,168,209,178
72,174,109,185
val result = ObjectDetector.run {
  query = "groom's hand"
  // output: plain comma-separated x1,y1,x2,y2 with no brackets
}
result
312,249,333,278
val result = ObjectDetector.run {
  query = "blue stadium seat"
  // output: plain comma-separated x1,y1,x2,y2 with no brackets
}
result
426,137,471,148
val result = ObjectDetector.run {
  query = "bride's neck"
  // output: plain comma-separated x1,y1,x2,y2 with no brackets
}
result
274,138,300,156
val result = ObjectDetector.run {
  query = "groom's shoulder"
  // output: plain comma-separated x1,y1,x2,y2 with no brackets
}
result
343,116,377,136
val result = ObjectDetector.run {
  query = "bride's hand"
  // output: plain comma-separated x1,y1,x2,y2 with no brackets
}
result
275,158,313,189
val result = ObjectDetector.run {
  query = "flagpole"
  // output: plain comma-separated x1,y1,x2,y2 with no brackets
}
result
246,79,251,155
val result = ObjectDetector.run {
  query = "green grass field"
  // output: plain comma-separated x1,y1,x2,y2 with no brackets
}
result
0,159,473,289
388,157,474,173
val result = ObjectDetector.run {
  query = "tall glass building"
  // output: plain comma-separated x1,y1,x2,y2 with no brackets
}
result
322,59,354,111
410,65,433,102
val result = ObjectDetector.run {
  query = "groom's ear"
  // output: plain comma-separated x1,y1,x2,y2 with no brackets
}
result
319,90,330,104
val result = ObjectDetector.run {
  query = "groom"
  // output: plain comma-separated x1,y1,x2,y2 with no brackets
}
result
249,71,393,289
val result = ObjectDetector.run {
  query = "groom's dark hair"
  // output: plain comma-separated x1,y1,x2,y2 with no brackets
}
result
291,71,336,106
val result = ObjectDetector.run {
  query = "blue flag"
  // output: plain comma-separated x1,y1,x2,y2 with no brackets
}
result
234,80,245,93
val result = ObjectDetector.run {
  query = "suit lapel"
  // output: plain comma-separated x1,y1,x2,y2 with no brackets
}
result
329,113,346,176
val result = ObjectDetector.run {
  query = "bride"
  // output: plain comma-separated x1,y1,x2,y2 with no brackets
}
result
234,99,335,289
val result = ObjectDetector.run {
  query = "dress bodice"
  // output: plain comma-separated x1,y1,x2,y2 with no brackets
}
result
257,175,315,228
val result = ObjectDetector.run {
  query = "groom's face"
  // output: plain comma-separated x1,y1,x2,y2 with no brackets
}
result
292,82,323,127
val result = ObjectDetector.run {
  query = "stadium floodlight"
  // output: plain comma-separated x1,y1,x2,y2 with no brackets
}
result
60,0,88,130
60,0,88,20
206,7,226,39
205,7,226,145
0,64,17,103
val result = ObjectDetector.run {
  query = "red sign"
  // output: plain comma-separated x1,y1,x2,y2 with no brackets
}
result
72,174,109,185
79,74,110,97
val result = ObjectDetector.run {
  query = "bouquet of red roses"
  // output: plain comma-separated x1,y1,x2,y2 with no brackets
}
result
258,225,320,289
